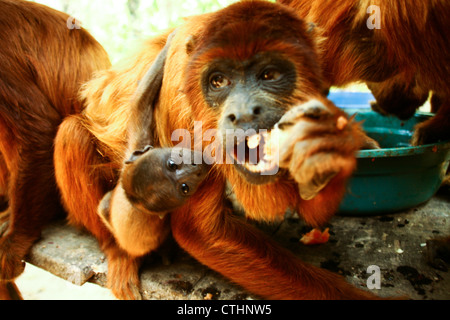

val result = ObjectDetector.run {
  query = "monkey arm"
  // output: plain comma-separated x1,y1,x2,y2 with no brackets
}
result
97,184,170,258
170,175,377,300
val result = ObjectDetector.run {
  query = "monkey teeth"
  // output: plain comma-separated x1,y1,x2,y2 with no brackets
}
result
243,157,276,173
239,132,278,174
247,134,261,149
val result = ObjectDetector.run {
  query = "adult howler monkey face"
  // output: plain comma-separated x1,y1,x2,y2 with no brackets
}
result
201,52,297,183
202,52,297,130
185,1,326,184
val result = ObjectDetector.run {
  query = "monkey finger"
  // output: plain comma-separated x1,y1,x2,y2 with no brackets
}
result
360,135,381,150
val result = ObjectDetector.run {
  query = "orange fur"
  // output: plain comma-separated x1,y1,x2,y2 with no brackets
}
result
97,186,170,258
0,281,22,300
54,33,172,299
0,153,8,204
278,0,450,144
0,0,109,295
55,0,376,299
54,116,145,299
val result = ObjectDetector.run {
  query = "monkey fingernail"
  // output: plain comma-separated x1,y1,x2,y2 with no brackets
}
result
337,116,348,130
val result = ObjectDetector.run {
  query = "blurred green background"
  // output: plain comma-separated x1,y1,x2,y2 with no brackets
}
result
31,0,375,94
31,0,251,63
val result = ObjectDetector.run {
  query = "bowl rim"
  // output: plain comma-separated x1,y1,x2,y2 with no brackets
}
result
357,140,450,158
344,109,450,159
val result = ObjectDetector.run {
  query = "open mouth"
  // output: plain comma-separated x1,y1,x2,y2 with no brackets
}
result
230,131,279,176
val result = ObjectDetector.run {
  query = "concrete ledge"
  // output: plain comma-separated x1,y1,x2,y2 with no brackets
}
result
27,193,450,300
27,221,254,300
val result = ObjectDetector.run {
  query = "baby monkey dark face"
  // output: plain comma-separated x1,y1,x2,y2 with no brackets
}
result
122,146,210,214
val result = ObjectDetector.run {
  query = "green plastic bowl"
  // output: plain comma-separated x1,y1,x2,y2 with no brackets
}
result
337,109,450,215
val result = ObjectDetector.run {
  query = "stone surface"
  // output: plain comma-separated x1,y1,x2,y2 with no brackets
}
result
26,192,449,300
27,222,108,287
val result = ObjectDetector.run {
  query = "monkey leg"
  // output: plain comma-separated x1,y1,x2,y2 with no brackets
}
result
0,123,65,281
171,175,378,300
412,96,450,145
367,75,429,121
0,281,22,300
54,115,143,300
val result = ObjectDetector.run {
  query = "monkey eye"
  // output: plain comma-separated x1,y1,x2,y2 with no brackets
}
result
181,183,190,195
167,159,179,171
210,73,231,90
260,68,282,81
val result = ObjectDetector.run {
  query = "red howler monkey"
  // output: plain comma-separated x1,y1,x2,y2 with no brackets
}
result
0,0,110,299
54,1,377,299
277,0,450,145
96,32,209,260
98,146,209,258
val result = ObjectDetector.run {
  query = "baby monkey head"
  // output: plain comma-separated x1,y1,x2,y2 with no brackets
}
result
122,146,210,214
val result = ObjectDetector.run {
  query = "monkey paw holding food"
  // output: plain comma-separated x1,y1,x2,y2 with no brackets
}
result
57,0,382,299
98,147,209,258
244,99,374,224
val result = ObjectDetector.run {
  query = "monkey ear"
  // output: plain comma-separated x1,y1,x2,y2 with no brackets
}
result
186,35,197,55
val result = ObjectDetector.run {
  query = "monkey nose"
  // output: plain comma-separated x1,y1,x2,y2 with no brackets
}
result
226,105,264,125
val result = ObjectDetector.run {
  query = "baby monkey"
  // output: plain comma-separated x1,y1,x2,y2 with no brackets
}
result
95,31,210,258
98,146,209,258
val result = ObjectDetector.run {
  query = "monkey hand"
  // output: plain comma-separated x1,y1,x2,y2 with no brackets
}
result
105,246,143,300
267,99,362,200
411,115,450,146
